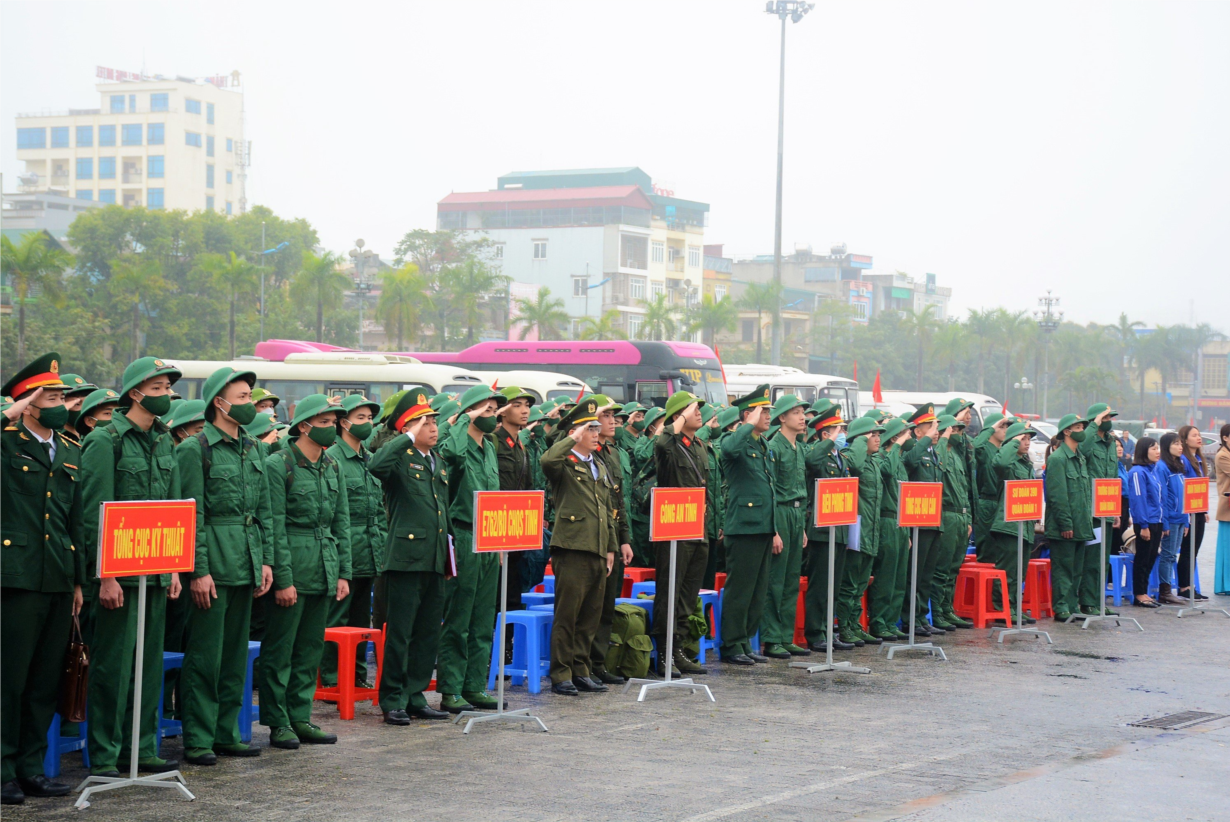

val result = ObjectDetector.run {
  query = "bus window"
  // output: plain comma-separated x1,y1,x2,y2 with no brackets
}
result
262,380,328,423
818,387,855,420
598,382,626,402
444,383,479,395
546,389,580,402
636,380,669,409
326,383,367,401
175,378,203,400
773,386,816,403
363,382,413,408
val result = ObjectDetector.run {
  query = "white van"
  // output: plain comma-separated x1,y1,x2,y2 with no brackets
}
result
486,370,589,405
724,364,860,419
858,392,917,419
878,390,1004,435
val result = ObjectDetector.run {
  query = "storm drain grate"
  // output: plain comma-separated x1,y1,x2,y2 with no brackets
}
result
1128,711,1227,730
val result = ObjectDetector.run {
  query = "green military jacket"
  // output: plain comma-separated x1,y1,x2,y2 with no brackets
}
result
440,413,499,531
941,434,972,518
1079,429,1118,481
990,440,1037,540
654,429,715,539
521,426,554,526
614,426,639,453
805,437,848,543
706,432,725,536
841,437,883,557
496,424,532,492
902,435,943,531
327,438,386,578
595,439,631,546
369,432,450,574
720,423,778,537
768,431,807,507
177,421,274,587
1044,442,1093,541
1,419,86,592
81,410,178,588
628,431,658,524
541,435,618,557
879,442,906,518
267,442,351,595
974,433,1003,502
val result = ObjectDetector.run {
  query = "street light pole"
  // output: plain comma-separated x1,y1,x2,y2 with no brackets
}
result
259,222,265,342
1034,290,1062,420
349,239,376,350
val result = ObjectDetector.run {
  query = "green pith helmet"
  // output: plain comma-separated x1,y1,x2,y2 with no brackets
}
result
245,414,276,439
382,389,409,421
716,406,742,430
202,366,256,407
982,412,1005,429
942,397,975,417
617,401,644,420
60,374,99,398
118,356,182,407
1055,413,1083,434
340,393,381,418
862,408,890,423
497,385,536,406
288,393,344,430
251,387,281,407
663,390,704,423
882,417,912,442
457,384,506,415
80,388,121,419
528,406,545,424
847,416,887,440
168,399,207,430
1004,421,1034,442
1085,402,1117,421
769,393,804,423
438,400,461,421
936,414,962,432
700,404,716,425
429,393,453,411
732,384,771,412
641,406,667,432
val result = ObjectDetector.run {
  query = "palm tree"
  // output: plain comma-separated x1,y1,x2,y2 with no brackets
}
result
579,309,628,341
109,255,167,363
377,264,430,350
686,294,738,347
290,251,350,343
513,287,569,340
200,251,258,359
901,304,940,390
964,308,997,394
640,293,678,341
932,321,966,392
439,258,509,345
1,231,72,364
738,282,780,361
994,308,1033,402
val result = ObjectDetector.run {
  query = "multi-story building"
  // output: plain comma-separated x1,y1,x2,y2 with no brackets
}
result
702,244,733,303
13,71,246,214
1,190,103,240
862,270,953,321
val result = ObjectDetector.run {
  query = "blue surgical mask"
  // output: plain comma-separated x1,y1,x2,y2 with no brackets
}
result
835,433,847,449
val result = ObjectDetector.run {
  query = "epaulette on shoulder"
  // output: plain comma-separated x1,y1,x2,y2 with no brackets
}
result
58,431,81,446
3,425,17,432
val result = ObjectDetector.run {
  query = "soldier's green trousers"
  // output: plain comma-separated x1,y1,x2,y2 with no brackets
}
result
630,516,654,568
379,571,444,712
182,584,252,752
762,506,806,645
651,540,708,646
1,589,72,783
720,534,773,657
904,528,943,626
259,592,327,728
1076,532,1104,612
87,586,167,770
1049,538,1081,616
163,574,191,720
837,549,875,636
986,532,1027,613
867,520,908,635
973,499,998,562
804,535,847,645
550,548,606,683
321,575,375,687
436,529,498,696
703,534,725,590
933,512,970,618
590,552,624,671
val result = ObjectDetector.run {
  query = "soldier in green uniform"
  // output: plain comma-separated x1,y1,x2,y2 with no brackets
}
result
541,400,619,694
61,374,99,440
835,416,887,646
178,367,274,765
369,392,451,723
74,389,121,438
495,386,536,619
261,394,350,749
972,412,1010,561
987,422,1039,621
719,385,780,665
614,401,644,451
704,405,741,588
589,397,635,682
167,400,206,443
901,404,946,636
866,416,913,641
628,407,666,568
803,400,854,650
437,385,506,714
931,414,975,630
762,394,810,659
1044,413,1094,620
1,355,84,805
651,391,712,674
81,356,184,777
520,404,554,592
251,388,281,421
1078,403,1119,615
320,394,385,689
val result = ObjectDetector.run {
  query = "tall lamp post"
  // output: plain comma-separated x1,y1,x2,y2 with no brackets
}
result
1013,375,1034,415
349,239,376,350
258,223,289,342
1033,290,1062,420
766,0,814,366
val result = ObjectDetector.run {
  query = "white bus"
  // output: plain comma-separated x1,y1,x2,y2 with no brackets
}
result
170,353,489,423
878,390,1004,436
858,391,917,419
486,370,589,405
724,364,860,420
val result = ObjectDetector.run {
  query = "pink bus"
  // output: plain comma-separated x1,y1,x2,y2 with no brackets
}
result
255,339,728,410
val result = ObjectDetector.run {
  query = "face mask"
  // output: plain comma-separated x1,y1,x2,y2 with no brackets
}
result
36,404,69,430
137,391,172,417
474,415,498,434
265,408,278,419
1099,419,1113,433
632,419,647,433
347,422,373,440
834,433,847,449
95,418,113,429
222,399,257,426
307,425,337,447
67,409,82,430
1069,430,1086,443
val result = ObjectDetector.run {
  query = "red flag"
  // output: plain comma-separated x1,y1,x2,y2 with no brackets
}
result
714,344,728,386
1002,401,1009,418
491,378,499,392
576,385,586,402
853,360,858,382
872,370,883,404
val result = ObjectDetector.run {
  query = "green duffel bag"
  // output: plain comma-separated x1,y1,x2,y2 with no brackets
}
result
605,604,653,679
680,597,708,661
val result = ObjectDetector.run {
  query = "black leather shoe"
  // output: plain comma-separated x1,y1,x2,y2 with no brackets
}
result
912,625,933,638
138,758,179,773
89,771,120,779
551,680,579,695
746,652,770,663
927,623,948,634
1,781,25,805
573,676,609,692
595,668,626,684
808,642,827,653
383,710,412,725
409,706,449,720
18,775,70,798
722,654,755,665
830,638,856,650
183,749,218,766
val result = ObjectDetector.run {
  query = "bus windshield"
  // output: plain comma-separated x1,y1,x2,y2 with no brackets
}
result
818,386,859,420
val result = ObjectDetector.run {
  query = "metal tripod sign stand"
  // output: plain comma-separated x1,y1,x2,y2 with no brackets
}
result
1071,477,1142,631
993,478,1055,642
883,482,946,660
1170,478,1229,619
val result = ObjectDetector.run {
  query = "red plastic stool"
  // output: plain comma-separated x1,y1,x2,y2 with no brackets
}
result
793,576,808,647
1023,558,1053,619
953,565,1012,628
714,572,727,593
622,567,655,598
315,627,384,720
544,561,553,577
859,577,873,632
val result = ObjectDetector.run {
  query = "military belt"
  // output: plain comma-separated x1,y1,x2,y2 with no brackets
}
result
776,500,804,508
210,515,255,526
287,525,330,538
943,506,969,515
978,495,998,501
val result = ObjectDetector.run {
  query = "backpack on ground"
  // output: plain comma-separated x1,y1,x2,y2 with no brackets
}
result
605,604,653,679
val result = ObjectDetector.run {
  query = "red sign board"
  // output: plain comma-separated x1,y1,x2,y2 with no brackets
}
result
813,477,859,528
1092,478,1123,519
898,482,943,528
1004,479,1044,522
650,487,706,542
473,491,546,552
97,500,196,578
1182,477,1210,515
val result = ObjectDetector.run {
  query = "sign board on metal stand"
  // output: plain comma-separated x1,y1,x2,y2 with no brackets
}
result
1073,478,1143,631
993,479,1054,643
882,482,947,660
1172,477,1228,618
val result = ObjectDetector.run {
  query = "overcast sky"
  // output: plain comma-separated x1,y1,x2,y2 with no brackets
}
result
3,1,1228,329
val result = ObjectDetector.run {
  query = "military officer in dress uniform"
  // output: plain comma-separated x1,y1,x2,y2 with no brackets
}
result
588,396,635,683
1,355,84,805
495,386,537,619
542,400,619,695
369,392,451,723
719,385,780,665
803,400,854,651
901,404,945,636
762,394,810,659
81,356,184,777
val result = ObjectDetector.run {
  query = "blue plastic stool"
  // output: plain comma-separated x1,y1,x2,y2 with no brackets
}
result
238,641,261,743
486,610,553,694
1106,554,1134,605
43,713,88,778
534,576,555,594
697,589,720,663
630,581,656,598
520,591,555,609
528,604,554,612
158,652,185,750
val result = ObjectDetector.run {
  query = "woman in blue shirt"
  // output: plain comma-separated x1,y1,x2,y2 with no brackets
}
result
1175,425,1209,599
1126,437,1162,607
1155,433,1189,605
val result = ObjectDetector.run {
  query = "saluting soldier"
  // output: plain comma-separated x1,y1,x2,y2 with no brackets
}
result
1044,413,1094,621
932,414,974,631
987,422,1039,621
178,367,274,766
901,404,945,636
1,355,84,806
1078,403,1119,616
719,385,780,665
369,392,451,723
60,374,99,440
320,394,386,689
803,400,854,651
762,394,810,659
81,357,184,777
437,385,506,714
520,404,555,593
495,386,537,617
589,396,636,683
541,399,619,695
261,394,350,749
614,401,645,451
866,416,914,641
835,417,887,646
972,412,1010,560
628,407,667,568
